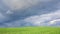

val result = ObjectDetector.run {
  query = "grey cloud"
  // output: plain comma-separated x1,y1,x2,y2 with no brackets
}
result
0,0,60,27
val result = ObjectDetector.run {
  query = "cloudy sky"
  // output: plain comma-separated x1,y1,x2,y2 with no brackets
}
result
0,0,60,27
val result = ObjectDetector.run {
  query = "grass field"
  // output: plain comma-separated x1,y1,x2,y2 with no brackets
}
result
0,27,60,34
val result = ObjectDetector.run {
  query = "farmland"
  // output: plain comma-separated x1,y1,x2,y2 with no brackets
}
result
0,27,60,34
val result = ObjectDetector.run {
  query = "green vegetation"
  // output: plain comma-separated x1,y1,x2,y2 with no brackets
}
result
0,27,60,34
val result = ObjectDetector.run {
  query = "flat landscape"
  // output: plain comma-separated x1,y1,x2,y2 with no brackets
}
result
0,27,60,34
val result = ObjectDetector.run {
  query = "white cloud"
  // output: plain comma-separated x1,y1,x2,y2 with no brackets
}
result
24,10,60,26
2,0,52,10
49,19,60,24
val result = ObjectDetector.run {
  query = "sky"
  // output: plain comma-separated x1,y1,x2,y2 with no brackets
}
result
0,0,60,27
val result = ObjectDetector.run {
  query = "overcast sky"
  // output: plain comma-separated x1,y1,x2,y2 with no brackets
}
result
0,0,60,27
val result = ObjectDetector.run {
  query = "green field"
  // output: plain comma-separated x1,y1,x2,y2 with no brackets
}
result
0,27,60,34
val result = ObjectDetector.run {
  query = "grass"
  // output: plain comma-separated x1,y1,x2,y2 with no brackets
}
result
0,27,60,34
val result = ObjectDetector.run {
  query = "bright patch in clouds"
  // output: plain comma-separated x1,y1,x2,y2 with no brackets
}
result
49,19,60,24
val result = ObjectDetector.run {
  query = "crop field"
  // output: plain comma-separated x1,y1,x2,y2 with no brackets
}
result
0,27,60,34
